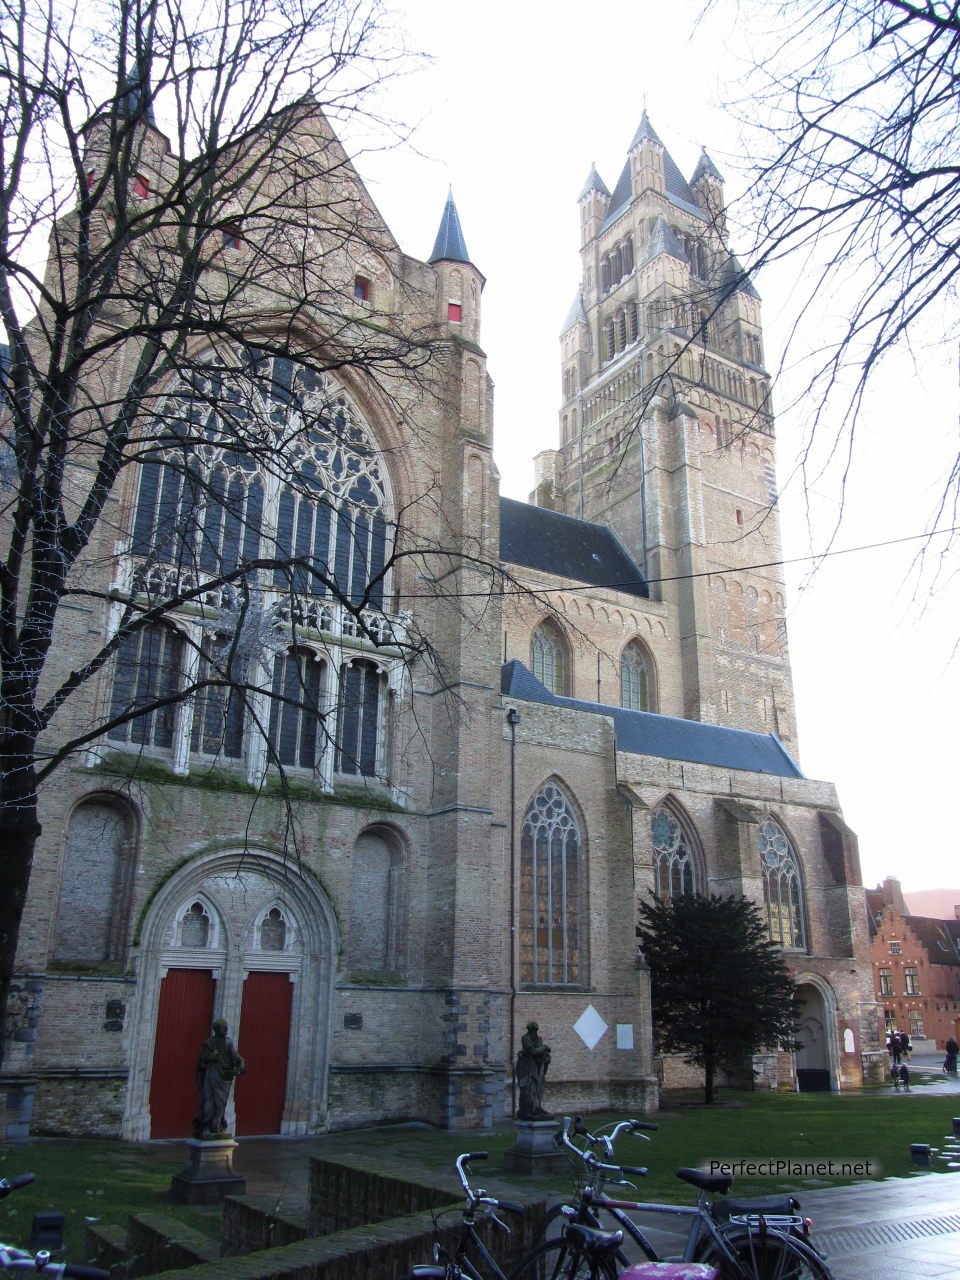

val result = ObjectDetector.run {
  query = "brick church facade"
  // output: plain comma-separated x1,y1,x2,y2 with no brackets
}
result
1,102,878,1139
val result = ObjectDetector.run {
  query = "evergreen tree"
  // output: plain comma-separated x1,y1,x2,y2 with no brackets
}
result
637,893,800,1103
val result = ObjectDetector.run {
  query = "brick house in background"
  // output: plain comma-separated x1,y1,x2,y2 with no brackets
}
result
868,877,960,1048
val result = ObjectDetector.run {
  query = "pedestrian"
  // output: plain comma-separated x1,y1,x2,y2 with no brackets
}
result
899,1030,912,1060
893,1063,911,1092
888,1031,902,1066
944,1036,958,1077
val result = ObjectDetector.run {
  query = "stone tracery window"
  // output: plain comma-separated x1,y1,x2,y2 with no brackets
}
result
650,805,699,900
760,817,806,949
112,354,397,783
531,619,569,696
520,781,584,986
259,906,287,951
620,639,655,711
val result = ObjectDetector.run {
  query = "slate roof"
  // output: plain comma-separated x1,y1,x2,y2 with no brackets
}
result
691,148,724,184
721,254,761,301
579,163,611,201
560,291,588,335
428,189,472,265
499,497,648,599
904,916,960,966
602,112,707,230
642,214,688,266
501,661,804,777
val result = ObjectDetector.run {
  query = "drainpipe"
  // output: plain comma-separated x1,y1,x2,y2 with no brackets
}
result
506,706,520,1118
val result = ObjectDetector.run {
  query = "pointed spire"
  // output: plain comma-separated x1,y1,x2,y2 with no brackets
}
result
579,163,610,201
561,291,588,335
120,60,157,126
692,147,723,184
642,214,687,265
428,188,472,265
629,110,665,151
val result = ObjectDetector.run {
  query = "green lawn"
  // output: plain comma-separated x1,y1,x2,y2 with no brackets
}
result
1,1086,958,1258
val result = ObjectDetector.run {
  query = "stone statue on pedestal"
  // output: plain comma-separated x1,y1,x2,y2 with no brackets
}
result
516,1020,551,1119
194,1019,246,1138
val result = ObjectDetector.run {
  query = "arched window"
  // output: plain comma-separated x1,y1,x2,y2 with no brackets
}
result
268,647,327,770
520,781,583,986
116,356,396,779
178,901,212,948
760,817,806,949
531,619,569,696
346,826,404,973
191,636,245,760
259,906,287,951
336,658,384,777
54,797,135,964
620,639,655,711
649,805,700,900
107,623,184,750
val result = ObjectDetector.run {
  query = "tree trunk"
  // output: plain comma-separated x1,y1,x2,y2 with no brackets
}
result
703,1057,716,1104
0,745,42,1071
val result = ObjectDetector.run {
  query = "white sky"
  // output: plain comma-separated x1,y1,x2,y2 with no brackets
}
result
349,0,960,894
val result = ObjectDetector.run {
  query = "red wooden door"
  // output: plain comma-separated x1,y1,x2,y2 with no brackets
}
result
149,968,216,1138
234,971,293,1135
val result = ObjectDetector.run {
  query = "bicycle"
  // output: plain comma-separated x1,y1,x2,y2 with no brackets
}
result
404,1151,528,1279
0,1173,109,1280
522,1116,836,1280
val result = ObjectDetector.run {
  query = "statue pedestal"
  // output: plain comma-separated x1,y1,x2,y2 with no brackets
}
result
503,1119,566,1174
170,1137,246,1204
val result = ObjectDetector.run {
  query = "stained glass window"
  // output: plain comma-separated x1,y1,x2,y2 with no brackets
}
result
531,619,569,696
760,817,806,949
650,806,698,899
520,782,583,985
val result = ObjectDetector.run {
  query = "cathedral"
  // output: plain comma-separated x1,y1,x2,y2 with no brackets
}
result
1,100,878,1140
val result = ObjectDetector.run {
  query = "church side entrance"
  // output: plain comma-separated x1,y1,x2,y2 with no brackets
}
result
234,971,294,1135
126,848,338,1142
149,969,216,1138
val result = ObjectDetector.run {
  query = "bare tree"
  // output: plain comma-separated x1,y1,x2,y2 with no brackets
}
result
0,0,494,1061
731,0,960,530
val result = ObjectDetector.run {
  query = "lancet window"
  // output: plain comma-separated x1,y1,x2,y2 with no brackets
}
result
520,782,584,986
760,817,806,949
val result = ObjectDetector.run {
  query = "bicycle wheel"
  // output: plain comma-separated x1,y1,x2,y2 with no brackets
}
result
509,1236,618,1280
699,1226,836,1280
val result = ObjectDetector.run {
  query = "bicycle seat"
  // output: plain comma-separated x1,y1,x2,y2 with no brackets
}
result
564,1221,625,1253
676,1167,733,1194
710,1194,799,1220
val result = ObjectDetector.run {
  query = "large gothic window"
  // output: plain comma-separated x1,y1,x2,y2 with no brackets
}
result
520,781,583,986
620,639,655,712
531,619,569,696
107,623,184,750
267,647,327,771
112,354,398,783
336,659,385,778
760,817,806,949
650,805,700,899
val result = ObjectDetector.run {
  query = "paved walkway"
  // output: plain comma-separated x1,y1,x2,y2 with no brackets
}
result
172,1057,960,1279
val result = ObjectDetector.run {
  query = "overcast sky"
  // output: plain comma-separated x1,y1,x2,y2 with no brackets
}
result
350,0,960,894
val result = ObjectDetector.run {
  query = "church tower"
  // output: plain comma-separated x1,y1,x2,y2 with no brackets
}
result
538,113,797,749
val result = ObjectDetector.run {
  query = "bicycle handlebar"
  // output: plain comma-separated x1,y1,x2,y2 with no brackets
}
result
0,1246,110,1280
557,1117,649,1181
452,1153,523,1221
0,1174,36,1200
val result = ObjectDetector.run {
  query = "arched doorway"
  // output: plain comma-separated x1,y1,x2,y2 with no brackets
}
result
794,982,834,1092
125,849,338,1140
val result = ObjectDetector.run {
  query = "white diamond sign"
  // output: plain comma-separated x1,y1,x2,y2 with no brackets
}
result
573,1004,608,1051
